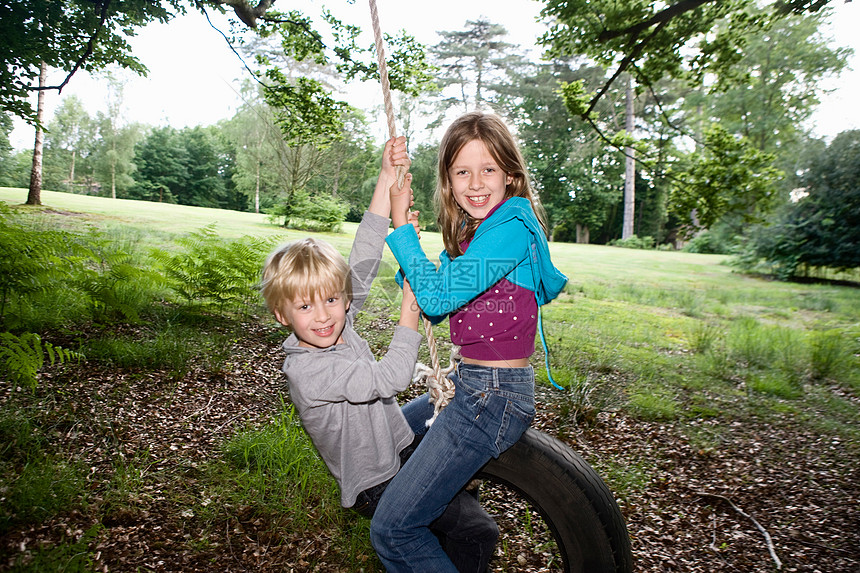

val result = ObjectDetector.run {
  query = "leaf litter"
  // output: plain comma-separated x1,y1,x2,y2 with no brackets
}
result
1,321,858,572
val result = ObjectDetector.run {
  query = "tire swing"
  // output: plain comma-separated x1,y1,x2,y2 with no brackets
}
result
367,2,632,571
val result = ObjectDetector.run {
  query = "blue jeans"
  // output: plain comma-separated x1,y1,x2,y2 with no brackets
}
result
371,363,536,572
352,394,499,573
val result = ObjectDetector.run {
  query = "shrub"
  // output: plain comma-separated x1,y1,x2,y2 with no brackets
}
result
0,332,82,390
682,227,735,255
72,228,164,323
608,235,655,250
0,204,77,328
731,131,860,280
1,205,162,329
268,190,348,233
551,220,577,243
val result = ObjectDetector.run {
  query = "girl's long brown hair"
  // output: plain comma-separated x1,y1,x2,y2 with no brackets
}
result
434,111,548,258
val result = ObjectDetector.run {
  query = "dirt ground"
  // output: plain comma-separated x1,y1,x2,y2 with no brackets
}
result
2,323,858,572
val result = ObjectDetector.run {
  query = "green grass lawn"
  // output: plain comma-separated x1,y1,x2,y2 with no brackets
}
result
6,187,858,416
2,187,730,284
4,187,859,427
3,187,859,571
1,186,310,238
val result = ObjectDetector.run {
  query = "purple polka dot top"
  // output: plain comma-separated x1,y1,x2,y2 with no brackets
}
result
449,240,538,361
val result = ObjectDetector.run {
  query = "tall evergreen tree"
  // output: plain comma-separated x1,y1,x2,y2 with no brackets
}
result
182,126,231,208
430,19,525,120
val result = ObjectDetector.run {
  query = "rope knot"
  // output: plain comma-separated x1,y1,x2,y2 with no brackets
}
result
412,343,460,426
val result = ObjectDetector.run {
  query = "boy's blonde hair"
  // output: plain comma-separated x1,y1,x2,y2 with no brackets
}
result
434,111,548,257
260,237,352,316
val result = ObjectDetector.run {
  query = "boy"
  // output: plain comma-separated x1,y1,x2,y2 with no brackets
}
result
259,138,498,572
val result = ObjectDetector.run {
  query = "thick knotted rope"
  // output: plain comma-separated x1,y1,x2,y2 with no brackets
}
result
368,0,403,188
368,0,455,423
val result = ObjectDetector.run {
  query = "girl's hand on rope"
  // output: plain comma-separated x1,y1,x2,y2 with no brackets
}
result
382,136,410,185
408,210,421,239
370,139,409,218
390,172,413,229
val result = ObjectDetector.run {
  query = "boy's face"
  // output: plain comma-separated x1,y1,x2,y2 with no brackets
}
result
275,291,350,349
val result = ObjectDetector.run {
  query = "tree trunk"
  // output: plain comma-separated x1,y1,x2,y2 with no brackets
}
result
26,61,47,206
110,137,117,199
69,149,77,192
254,160,261,213
622,76,635,240
331,156,343,199
576,223,590,244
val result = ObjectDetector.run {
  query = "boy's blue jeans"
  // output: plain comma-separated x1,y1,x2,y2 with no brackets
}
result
371,363,536,572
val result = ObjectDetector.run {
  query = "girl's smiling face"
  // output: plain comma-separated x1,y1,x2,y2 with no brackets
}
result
448,139,513,220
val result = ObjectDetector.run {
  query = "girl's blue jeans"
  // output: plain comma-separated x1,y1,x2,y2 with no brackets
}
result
371,363,536,572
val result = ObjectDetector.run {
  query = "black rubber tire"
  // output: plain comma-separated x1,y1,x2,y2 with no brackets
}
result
478,428,633,573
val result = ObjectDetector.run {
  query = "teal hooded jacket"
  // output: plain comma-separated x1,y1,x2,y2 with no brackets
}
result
386,197,568,320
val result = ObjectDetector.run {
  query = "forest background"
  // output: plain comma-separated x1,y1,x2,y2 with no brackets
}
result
1,0,858,281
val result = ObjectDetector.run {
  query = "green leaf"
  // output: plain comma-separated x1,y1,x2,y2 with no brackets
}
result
0,332,82,390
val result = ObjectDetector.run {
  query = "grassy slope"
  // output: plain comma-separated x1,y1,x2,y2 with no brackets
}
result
4,187,860,571
5,187,858,423
2,187,726,284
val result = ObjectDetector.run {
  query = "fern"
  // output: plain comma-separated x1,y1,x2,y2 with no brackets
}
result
0,205,79,327
71,230,164,323
151,226,276,311
0,332,83,390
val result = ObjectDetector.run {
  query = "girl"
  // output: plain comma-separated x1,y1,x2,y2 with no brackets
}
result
371,112,567,571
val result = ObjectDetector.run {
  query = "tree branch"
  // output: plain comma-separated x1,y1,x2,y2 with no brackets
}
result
585,17,670,117
199,0,329,57
697,492,783,571
633,62,703,148
597,0,718,42
207,0,276,28
36,0,112,93
198,4,265,86
774,0,834,15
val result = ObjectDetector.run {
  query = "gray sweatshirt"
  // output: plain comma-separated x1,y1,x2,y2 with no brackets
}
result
280,211,423,507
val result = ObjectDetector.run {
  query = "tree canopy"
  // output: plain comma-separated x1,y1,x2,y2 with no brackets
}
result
739,130,860,276
539,0,849,121
1,0,435,127
430,19,522,115
2,1,857,279
0,0,180,122
669,124,783,236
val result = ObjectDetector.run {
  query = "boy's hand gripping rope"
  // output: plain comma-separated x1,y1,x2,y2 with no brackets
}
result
368,0,455,423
